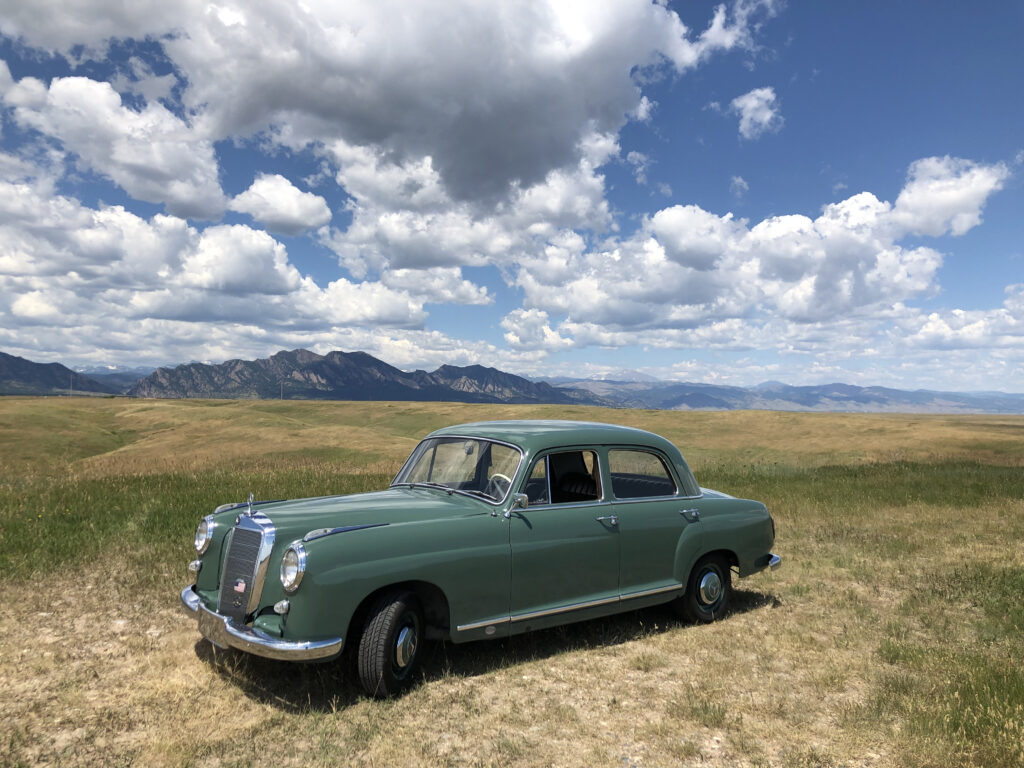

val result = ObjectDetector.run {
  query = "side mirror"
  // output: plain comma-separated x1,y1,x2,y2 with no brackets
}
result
503,493,529,519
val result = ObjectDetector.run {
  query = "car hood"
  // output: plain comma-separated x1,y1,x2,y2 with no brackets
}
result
239,486,488,543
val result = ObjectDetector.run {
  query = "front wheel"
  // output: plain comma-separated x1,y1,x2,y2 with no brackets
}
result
676,555,731,623
357,590,423,698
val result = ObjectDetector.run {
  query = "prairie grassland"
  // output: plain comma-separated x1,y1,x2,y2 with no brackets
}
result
1,397,1022,767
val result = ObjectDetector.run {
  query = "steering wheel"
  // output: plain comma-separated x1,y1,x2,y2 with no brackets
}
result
484,473,512,500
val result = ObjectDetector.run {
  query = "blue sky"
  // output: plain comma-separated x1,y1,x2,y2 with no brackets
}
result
0,1,1021,390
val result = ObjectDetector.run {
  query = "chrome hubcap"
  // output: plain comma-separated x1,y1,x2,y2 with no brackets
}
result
699,571,722,604
395,624,418,669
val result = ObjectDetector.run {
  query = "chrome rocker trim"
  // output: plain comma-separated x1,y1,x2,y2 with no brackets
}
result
180,586,343,662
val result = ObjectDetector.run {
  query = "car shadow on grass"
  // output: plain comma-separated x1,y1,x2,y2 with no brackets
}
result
194,587,780,712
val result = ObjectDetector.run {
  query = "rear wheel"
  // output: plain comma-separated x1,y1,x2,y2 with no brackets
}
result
357,590,423,698
677,554,731,623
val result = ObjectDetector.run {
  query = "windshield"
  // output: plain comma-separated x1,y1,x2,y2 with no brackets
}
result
392,437,522,503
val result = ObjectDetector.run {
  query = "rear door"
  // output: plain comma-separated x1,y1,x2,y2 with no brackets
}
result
608,447,700,598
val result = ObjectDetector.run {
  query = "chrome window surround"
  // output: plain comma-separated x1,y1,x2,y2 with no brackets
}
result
606,448,679,499
522,449,603,507
390,435,524,506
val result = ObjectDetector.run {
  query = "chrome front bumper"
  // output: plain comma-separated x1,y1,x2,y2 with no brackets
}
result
180,585,343,662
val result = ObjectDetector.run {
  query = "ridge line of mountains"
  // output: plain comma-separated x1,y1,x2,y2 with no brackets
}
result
2,348,1023,414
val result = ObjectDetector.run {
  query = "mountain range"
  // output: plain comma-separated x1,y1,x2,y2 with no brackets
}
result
2,348,1023,414
0,350,119,396
125,349,593,405
551,377,1024,414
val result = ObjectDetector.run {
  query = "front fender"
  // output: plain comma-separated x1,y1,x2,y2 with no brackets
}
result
279,514,511,645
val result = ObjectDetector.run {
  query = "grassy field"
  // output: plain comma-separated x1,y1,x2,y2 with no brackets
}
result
1,397,1022,767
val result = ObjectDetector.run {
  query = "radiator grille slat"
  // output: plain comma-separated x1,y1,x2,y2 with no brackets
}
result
217,525,265,623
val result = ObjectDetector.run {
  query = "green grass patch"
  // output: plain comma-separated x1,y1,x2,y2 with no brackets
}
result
0,467,391,581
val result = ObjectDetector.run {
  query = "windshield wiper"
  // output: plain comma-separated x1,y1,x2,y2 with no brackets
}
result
460,488,497,501
403,481,454,495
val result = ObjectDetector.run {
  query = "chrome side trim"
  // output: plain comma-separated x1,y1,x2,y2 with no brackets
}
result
302,522,388,542
519,500,612,511
511,595,620,623
181,586,343,661
455,583,684,634
620,583,683,601
611,494,688,505
456,616,513,632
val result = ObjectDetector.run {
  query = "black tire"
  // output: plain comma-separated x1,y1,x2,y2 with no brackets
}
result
677,554,731,623
357,590,423,698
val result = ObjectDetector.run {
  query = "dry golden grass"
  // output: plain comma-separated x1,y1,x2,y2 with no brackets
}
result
1,397,1022,767
3,397,1021,476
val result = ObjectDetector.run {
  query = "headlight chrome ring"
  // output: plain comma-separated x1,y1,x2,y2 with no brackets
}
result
194,515,216,554
280,542,307,593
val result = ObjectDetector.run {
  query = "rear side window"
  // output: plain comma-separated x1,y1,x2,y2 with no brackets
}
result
608,450,677,498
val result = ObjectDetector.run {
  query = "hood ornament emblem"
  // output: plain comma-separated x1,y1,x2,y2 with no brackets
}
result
247,492,254,516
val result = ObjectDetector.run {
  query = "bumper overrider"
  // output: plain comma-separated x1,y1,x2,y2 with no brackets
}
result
180,585,343,661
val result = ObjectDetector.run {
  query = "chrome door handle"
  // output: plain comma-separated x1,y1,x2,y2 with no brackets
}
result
680,508,700,521
595,515,618,527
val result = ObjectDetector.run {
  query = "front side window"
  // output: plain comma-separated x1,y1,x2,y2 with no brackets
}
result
525,450,601,505
393,437,521,502
608,449,677,498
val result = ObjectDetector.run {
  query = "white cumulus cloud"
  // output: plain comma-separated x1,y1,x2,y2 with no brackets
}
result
230,174,332,235
729,86,783,140
3,74,225,219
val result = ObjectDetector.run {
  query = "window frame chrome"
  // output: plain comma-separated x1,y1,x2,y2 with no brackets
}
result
390,435,525,506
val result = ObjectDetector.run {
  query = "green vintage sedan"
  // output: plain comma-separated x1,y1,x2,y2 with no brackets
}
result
181,420,780,696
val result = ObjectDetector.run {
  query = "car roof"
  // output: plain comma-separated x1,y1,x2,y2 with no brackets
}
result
427,420,680,456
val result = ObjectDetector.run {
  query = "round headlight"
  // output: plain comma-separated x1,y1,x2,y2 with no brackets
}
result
280,542,307,593
194,515,215,554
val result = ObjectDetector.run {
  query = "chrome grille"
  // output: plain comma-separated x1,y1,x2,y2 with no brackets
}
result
217,513,275,623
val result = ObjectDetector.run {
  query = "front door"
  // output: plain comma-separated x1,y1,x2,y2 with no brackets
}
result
509,449,619,621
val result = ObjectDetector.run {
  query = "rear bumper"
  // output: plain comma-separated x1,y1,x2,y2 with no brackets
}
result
745,552,782,576
180,585,343,662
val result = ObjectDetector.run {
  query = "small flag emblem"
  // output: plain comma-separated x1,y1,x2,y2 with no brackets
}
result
234,579,246,593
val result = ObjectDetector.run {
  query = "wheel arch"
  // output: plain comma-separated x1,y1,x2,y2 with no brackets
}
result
680,547,739,590
346,580,452,650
